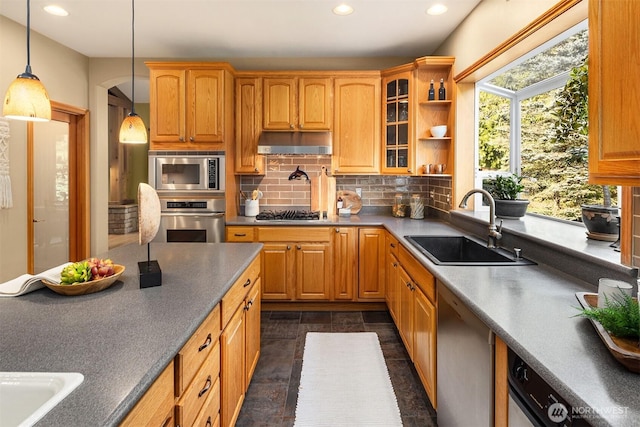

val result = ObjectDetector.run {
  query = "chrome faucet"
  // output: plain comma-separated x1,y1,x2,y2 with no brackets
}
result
459,189,503,248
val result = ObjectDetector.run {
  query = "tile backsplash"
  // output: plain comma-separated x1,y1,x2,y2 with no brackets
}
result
239,155,452,214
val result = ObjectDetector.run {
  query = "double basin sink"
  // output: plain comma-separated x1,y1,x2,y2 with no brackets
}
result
404,235,535,266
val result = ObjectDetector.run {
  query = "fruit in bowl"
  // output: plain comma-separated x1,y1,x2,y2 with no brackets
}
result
60,258,116,284
43,259,125,296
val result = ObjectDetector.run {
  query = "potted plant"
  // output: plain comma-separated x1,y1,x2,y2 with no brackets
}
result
553,57,619,240
484,174,529,219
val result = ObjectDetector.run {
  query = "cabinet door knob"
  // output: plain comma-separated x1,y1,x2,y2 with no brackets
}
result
299,124,304,129
189,136,195,142
287,245,291,250
179,136,184,142
254,167,259,173
296,245,302,250
335,228,340,233
289,123,294,129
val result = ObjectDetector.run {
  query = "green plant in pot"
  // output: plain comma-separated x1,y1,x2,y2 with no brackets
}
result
484,174,529,219
553,57,619,240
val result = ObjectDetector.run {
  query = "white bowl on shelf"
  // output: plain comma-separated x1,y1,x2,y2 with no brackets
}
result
430,125,447,138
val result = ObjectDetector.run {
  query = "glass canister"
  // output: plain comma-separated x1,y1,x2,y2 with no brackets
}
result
392,193,407,218
410,194,424,219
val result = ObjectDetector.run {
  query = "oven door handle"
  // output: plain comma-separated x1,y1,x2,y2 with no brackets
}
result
160,212,225,218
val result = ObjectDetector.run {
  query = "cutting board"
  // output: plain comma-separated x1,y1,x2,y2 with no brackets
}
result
311,168,337,215
337,190,362,214
326,176,336,216
310,176,322,212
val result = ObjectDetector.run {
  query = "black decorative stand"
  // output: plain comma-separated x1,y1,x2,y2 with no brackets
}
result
138,243,162,288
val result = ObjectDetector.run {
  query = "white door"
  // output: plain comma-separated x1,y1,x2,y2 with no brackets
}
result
32,119,70,273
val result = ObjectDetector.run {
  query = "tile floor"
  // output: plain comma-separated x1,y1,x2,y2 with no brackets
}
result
236,310,438,426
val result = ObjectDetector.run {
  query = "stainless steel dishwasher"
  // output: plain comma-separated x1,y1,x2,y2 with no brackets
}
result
437,284,494,426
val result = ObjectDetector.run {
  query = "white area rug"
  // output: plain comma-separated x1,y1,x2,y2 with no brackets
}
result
294,332,402,426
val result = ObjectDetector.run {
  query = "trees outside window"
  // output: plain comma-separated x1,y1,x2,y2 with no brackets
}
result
476,21,613,221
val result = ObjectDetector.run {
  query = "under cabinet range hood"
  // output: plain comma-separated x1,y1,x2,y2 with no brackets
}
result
257,131,332,155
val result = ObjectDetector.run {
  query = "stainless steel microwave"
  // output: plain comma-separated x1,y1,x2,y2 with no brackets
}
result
148,153,225,192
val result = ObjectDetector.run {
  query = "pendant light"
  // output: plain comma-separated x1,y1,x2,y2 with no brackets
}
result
3,0,51,122
119,0,147,144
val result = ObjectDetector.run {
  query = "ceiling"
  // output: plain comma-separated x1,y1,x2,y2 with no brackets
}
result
1,0,481,101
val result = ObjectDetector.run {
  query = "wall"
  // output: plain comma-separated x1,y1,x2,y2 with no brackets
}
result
0,16,89,282
239,156,452,215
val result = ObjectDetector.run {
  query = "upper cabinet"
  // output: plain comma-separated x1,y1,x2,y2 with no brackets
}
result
235,77,264,174
263,76,332,131
381,68,413,174
381,57,455,176
332,75,381,174
588,0,640,186
147,62,234,151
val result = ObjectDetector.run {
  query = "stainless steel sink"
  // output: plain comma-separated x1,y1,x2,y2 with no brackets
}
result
404,235,535,266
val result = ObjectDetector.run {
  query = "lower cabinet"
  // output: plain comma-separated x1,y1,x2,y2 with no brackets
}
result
385,238,437,409
221,256,261,427
120,254,261,427
119,360,175,427
358,228,386,299
333,227,358,300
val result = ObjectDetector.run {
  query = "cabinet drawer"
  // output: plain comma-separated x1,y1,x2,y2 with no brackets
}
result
256,227,331,242
192,377,221,427
176,340,221,427
226,226,255,242
175,304,221,396
387,233,399,257
119,361,174,427
399,244,435,303
221,255,260,328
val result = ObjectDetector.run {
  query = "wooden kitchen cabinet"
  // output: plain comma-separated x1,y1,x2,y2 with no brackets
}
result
413,278,437,409
119,361,175,427
147,62,234,150
235,77,264,174
380,57,455,177
588,0,640,186
220,255,261,427
332,227,358,300
398,265,415,357
385,232,400,323
263,77,332,131
256,227,332,301
381,68,414,174
358,228,386,300
332,76,381,174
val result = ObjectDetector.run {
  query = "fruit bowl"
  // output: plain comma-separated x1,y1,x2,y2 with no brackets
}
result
42,265,125,296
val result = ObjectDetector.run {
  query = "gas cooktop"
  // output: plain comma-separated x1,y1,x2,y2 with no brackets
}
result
255,210,321,221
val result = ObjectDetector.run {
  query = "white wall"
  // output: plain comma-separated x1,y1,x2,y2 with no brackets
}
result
0,16,89,281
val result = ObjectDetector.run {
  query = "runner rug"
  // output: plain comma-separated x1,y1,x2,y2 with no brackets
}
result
294,332,402,426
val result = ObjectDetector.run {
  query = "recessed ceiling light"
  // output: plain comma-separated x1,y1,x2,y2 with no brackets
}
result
44,5,69,17
333,4,354,16
426,4,448,16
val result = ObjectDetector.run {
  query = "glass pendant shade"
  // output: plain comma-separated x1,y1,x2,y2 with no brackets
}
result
119,112,147,144
3,71,52,121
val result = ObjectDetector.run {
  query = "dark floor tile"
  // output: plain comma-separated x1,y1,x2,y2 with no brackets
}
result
331,311,363,324
284,359,302,418
269,311,302,321
240,382,288,416
331,322,366,332
401,414,439,427
386,359,435,419
362,310,393,324
251,338,296,384
262,320,300,339
300,311,332,324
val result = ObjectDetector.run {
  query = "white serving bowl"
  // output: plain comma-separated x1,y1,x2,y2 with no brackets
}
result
430,125,447,138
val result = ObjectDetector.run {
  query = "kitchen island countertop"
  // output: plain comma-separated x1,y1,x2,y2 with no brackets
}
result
0,242,262,426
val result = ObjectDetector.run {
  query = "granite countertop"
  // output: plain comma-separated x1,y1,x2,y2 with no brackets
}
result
228,213,640,427
0,242,263,426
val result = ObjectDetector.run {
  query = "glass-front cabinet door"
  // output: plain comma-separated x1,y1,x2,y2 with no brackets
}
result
382,71,413,174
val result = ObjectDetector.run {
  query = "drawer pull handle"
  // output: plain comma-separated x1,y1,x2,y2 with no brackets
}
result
198,375,212,398
235,233,247,237
390,243,396,248
205,417,212,427
393,262,398,268
198,333,212,352
243,278,251,287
